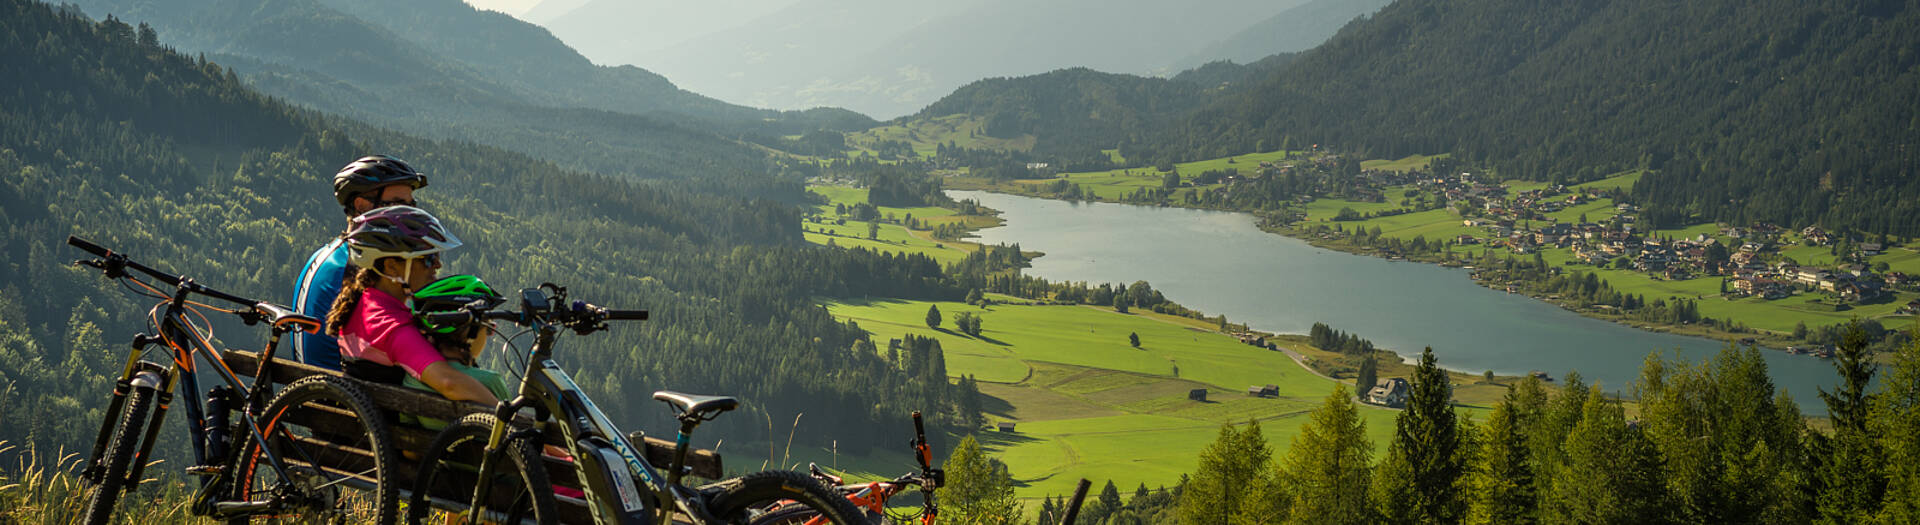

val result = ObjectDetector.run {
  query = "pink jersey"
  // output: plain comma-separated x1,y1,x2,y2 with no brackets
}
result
337,288,444,379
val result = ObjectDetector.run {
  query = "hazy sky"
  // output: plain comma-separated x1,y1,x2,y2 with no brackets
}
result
463,0,541,16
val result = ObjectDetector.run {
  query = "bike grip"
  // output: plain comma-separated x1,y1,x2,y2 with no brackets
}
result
1061,478,1093,525
68,235,110,257
604,309,648,320
912,411,926,439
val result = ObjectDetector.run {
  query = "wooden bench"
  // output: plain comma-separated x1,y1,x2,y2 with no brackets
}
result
223,350,722,522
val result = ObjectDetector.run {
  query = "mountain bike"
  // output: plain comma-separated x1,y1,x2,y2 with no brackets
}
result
757,411,943,525
403,283,866,524
67,235,401,524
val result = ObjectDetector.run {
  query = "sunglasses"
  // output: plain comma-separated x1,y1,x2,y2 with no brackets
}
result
420,253,442,267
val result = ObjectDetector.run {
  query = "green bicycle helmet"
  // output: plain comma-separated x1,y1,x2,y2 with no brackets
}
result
412,274,505,335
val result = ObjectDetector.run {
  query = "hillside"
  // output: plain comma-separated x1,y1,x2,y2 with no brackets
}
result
0,0,961,469
907,68,1213,162
1142,0,1920,235
63,0,872,192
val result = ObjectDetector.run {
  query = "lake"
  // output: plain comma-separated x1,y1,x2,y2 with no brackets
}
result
950,190,1842,412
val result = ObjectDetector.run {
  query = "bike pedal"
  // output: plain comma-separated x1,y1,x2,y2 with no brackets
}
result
185,465,225,477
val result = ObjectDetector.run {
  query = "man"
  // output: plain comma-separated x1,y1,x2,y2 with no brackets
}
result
291,155,428,369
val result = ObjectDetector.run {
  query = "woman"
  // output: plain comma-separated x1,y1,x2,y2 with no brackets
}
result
324,205,498,406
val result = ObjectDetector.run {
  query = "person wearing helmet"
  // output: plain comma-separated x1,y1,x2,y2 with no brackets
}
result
324,206,500,405
401,274,513,430
291,155,429,370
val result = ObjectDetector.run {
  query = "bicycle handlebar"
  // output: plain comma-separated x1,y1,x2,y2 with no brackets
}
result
68,235,261,308
423,292,645,334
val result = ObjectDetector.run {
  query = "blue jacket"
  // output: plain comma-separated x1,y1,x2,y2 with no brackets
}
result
292,238,349,370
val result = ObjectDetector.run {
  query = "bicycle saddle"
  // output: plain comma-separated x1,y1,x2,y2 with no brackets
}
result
652,390,739,418
253,302,322,334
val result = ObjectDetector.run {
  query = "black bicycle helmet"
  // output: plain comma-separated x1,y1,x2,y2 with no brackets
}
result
332,155,428,208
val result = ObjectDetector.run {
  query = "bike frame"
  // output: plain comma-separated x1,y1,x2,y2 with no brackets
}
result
70,236,340,518
461,287,694,525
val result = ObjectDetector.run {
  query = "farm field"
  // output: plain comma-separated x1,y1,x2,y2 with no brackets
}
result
803,185,1005,266
825,298,1490,504
845,114,1036,157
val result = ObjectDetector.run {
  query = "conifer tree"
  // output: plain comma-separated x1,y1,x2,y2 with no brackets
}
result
1637,345,1808,523
1542,388,1667,523
1372,347,1466,522
1466,394,1534,524
942,435,1023,524
1874,330,1920,523
1815,322,1883,523
927,304,943,329
1179,420,1271,525
1356,357,1378,395
1279,385,1369,525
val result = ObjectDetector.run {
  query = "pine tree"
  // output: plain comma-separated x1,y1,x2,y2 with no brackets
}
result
1179,420,1272,525
1542,388,1667,523
1356,357,1378,396
1280,385,1370,525
1637,345,1809,523
942,435,1023,524
1373,347,1466,522
1875,330,1920,523
1130,332,1141,348
1466,394,1534,524
1816,322,1884,523
927,304,943,329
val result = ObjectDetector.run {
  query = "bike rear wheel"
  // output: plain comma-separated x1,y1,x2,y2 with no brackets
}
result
405,412,556,525
231,375,398,523
705,470,869,525
79,376,159,525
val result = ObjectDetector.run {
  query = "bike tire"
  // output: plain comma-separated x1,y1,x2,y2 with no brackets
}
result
231,375,398,524
79,379,158,525
404,412,556,525
706,470,870,525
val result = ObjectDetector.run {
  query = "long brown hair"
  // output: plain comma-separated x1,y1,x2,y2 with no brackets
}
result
325,266,382,336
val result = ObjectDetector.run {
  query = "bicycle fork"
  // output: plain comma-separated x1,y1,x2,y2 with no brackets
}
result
81,334,167,487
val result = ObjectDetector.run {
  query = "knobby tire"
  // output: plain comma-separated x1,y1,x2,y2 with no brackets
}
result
231,375,398,524
706,470,869,525
404,412,556,525
79,382,157,525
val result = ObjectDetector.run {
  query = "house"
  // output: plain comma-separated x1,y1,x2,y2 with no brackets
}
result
1860,243,1885,256
1366,378,1411,408
1902,299,1920,314
998,422,1017,433
1248,385,1279,398
1189,389,1208,402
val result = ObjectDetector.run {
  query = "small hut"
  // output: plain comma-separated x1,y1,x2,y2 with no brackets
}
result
997,422,1017,433
1188,389,1207,402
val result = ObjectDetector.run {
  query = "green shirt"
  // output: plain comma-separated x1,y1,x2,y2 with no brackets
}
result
401,361,512,430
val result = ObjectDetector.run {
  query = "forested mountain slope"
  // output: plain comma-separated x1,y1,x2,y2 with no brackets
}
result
0,0,962,464
62,0,872,194
908,68,1215,161
1141,0,1920,234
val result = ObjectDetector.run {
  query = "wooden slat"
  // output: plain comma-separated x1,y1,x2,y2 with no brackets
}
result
224,350,722,479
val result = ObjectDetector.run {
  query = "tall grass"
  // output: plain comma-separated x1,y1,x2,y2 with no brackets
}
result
0,440,203,523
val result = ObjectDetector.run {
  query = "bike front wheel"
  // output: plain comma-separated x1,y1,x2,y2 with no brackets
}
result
705,470,870,525
231,375,398,523
79,375,159,525
405,412,556,525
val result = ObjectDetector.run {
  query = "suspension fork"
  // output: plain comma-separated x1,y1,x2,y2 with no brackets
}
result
126,314,202,492
82,333,165,483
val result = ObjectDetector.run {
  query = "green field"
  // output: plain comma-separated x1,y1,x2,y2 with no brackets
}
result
1359,153,1449,172
1000,150,1306,200
803,185,1004,265
825,299,1422,503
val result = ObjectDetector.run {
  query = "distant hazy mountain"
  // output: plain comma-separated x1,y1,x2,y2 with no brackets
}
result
64,0,872,187
532,0,801,66
537,0,1303,119
1168,0,1391,71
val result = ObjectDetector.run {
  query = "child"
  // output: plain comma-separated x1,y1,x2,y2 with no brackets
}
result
403,274,513,429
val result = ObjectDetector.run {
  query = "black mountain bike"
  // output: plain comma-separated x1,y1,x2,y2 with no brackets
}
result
404,283,866,524
68,236,400,524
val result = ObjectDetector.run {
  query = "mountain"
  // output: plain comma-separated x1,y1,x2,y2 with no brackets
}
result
910,68,1214,161
64,0,873,192
533,0,800,68
1141,0,1920,235
546,0,1304,119
0,0,957,461
1167,0,1392,71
